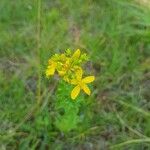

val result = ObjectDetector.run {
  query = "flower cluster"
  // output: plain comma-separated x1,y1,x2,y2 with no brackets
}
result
46,49,95,100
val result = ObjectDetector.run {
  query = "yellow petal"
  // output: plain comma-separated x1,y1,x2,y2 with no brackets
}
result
72,49,81,59
58,70,66,76
82,84,91,95
65,59,70,65
46,66,55,77
82,76,95,83
60,54,66,60
71,85,80,100
76,68,83,80
48,59,53,65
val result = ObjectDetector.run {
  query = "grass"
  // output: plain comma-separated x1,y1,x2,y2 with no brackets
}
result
0,0,150,149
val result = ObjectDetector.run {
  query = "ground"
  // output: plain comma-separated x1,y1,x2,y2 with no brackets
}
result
0,0,150,149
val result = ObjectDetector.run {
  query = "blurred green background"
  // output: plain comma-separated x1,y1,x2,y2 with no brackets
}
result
0,0,150,149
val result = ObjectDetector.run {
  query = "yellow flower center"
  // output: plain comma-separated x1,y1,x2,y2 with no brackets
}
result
64,63,70,69
77,80,84,88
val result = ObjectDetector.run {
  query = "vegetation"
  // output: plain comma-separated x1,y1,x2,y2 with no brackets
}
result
0,0,150,149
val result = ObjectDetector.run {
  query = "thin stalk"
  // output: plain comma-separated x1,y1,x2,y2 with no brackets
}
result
118,100,150,117
37,0,41,105
110,138,150,149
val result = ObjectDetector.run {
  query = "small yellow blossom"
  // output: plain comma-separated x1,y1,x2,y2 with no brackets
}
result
46,60,57,77
46,49,94,100
71,69,95,100
57,49,82,79
58,58,71,76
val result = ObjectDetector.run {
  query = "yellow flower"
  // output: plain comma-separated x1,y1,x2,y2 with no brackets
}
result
46,60,57,77
58,58,71,76
71,69,95,100
57,49,81,77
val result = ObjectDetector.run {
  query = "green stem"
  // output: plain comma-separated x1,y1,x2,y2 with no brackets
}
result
37,0,41,105
118,100,150,117
110,138,150,149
